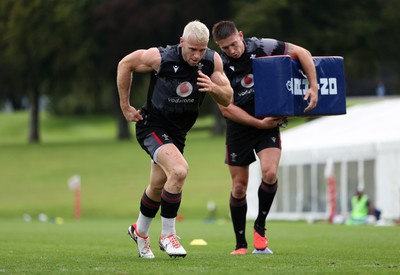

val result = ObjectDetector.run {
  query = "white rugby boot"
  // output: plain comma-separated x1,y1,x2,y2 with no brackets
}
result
128,224,155,259
159,234,187,258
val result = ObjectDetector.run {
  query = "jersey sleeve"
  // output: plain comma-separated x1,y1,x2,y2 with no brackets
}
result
260,38,288,56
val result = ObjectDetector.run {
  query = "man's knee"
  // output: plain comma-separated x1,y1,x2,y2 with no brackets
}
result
170,163,189,181
232,180,248,198
261,169,277,184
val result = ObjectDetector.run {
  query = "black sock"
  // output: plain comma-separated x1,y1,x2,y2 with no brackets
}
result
255,180,278,230
160,189,182,218
230,193,247,249
140,190,160,218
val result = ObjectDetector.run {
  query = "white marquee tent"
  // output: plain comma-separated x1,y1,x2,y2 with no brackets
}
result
248,98,400,222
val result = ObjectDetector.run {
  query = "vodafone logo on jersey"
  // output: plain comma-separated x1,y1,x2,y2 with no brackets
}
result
176,82,193,97
241,74,254,88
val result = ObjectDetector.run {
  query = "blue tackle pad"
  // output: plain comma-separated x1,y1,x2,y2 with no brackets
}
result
253,56,346,117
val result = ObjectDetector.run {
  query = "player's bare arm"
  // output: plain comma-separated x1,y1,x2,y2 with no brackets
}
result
197,53,233,107
287,43,319,112
219,103,284,129
117,48,161,122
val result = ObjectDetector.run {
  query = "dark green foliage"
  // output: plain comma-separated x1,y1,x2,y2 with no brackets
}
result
1,0,400,142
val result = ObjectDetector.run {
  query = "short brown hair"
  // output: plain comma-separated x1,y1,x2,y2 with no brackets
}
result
212,20,239,42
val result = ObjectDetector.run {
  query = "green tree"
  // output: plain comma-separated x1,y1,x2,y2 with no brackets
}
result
0,0,99,143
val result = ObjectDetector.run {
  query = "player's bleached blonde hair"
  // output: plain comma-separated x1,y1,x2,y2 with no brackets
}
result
182,20,209,43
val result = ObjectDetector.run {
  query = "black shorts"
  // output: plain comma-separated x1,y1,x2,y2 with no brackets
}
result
225,127,281,166
136,126,186,163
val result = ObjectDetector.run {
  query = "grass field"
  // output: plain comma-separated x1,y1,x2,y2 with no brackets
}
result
0,112,231,220
1,111,399,274
1,218,399,274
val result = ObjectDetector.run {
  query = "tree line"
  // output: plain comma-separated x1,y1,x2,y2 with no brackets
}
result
0,0,398,143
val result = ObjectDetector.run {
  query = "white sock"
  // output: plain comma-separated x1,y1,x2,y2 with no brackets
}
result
161,217,176,237
136,212,153,237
